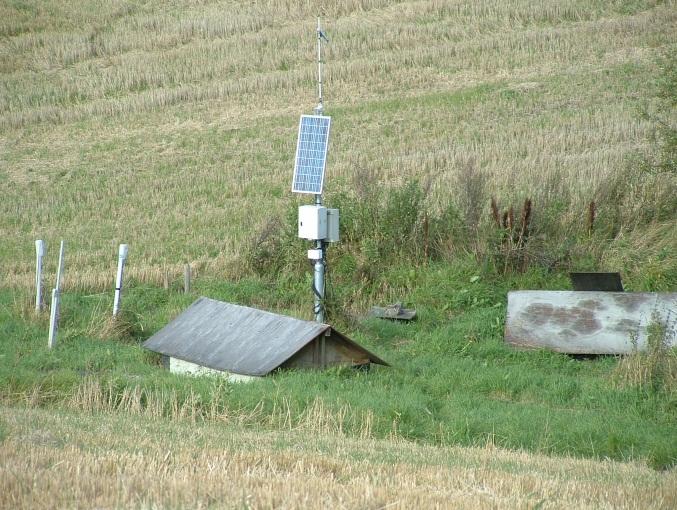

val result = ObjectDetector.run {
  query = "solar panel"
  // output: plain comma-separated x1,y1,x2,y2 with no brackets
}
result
292,114,331,194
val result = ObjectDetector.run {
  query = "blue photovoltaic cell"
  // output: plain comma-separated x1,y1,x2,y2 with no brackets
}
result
292,115,331,194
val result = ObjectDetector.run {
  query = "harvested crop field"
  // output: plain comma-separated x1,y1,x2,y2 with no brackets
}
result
1,405,675,509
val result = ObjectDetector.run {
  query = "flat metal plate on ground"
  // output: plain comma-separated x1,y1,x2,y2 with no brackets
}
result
369,304,417,321
569,272,624,292
505,291,677,354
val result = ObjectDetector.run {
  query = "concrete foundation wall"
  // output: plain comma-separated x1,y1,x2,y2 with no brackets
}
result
167,357,258,383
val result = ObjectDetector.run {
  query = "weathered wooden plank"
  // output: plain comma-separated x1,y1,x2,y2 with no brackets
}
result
505,291,677,354
184,264,191,294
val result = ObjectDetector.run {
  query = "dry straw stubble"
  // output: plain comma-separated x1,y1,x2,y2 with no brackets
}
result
1,1,675,288
1,405,675,509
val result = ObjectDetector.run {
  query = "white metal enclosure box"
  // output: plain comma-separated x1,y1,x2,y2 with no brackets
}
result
298,205,327,240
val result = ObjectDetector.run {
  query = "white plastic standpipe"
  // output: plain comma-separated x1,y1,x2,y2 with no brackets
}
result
113,244,128,316
49,240,65,348
35,240,45,312
48,288,59,349
55,240,65,292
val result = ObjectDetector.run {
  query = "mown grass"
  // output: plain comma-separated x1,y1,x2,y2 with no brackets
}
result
2,261,675,469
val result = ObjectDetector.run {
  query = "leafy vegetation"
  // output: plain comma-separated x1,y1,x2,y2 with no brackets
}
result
614,312,677,396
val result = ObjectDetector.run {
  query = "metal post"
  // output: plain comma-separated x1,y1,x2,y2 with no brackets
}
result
35,240,45,312
314,19,326,322
313,17,326,320
113,244,128,316
313,244,325,323
313,192,326,322
316,17,323,114
315,18,329,115
302,18,330,323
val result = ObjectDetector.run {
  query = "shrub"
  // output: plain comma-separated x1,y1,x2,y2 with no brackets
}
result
243,176,465,284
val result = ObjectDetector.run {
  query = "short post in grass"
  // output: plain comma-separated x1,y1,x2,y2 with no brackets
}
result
34,240,45,313
48,288,59,348
55,240,65,291
113,244,128,316
184,264,191,294
48,240,65,349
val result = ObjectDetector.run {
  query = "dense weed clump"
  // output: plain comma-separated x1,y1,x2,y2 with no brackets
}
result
613,313,677,395
242,176,463,280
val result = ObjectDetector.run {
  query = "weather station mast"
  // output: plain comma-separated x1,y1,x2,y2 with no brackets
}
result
291,18,338,323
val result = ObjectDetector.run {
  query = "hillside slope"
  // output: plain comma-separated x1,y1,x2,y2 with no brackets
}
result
1,0,675,288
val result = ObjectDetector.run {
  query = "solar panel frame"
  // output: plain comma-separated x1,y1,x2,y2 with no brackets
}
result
292,114,331,195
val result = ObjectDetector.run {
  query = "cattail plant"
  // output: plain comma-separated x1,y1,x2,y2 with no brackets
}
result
518,198,532,246
517,198,532,271
490,197,533,274
490,197,501,227
587,200,596,235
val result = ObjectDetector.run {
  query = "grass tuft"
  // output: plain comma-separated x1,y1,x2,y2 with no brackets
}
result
613,312,677,395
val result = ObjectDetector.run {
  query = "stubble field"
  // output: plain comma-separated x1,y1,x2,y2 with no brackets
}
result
2,0,675,288
2,405,676,509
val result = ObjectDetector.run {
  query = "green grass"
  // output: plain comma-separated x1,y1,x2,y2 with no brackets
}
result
2,260,675,469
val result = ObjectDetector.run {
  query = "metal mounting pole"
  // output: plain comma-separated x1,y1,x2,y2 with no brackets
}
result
313,246,325,323
299,18,330,323
314,193,325,323
314,19,326,322
315,17,326,115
